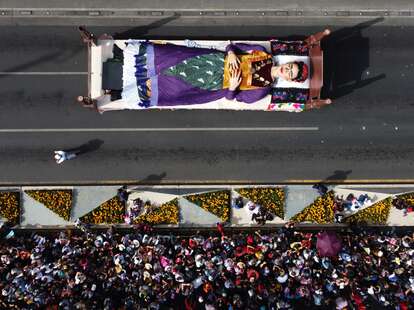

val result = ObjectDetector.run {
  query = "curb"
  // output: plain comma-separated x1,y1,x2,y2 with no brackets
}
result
13,224,414,234
0,9,412,18
2,180,414,186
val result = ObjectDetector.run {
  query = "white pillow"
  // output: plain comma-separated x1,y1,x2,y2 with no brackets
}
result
272,55,310,89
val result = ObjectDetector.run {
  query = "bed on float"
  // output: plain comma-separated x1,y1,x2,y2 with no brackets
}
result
78,27,331,113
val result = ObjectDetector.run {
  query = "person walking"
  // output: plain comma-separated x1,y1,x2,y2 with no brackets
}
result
53,139,104,164
54,150,78,164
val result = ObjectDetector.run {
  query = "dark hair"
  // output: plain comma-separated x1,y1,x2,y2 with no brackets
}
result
292,61,309,82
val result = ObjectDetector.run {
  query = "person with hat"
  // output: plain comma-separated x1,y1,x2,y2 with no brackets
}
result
4,221,414,309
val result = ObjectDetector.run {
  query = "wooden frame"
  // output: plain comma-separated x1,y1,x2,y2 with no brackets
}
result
304,29,332,109
79,26,94,100
78,27,331,111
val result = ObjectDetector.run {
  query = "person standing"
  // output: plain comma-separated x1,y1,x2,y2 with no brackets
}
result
312,183,328,196
76,96,96,108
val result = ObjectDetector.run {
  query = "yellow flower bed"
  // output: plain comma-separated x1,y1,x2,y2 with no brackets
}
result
397,192,414,206
236,187,285,219
135,198,179,225
0,192,20,224
25,190,72,221
185,190,230,222
345,198,392,225
80,196,125,224
290,191,335,224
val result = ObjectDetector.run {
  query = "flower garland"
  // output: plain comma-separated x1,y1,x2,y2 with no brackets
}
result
236,187,285,219
25,190,72,221
0,192,20,224
80,196,125,224
135,198,179,225
290,191,335,224
185,190,230,222
345,198,392,225
396,192,414,206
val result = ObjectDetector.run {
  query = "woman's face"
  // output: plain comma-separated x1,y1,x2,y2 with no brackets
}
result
279,63,299,81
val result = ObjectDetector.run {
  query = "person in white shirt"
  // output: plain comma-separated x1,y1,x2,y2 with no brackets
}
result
54,150,77,164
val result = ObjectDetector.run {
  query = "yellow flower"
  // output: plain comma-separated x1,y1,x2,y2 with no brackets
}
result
185,191,230,221
290,191,335,224
345,198,392,225
236,187,285,219
135,199,179,225
0,192,20,224
25,190,72,221
80,196,125,224
397,192,414,206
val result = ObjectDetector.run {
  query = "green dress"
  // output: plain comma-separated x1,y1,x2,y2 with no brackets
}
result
163,53,225,91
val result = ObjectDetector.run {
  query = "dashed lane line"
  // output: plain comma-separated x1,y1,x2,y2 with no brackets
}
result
0,72,87,75
0,127,319,133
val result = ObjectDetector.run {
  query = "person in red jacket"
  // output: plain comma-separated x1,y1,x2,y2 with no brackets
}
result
352,291,366,310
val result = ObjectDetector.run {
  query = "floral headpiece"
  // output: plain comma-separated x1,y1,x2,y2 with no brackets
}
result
293,61,309,83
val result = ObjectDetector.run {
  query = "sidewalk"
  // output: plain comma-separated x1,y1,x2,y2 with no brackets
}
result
1,184,413,228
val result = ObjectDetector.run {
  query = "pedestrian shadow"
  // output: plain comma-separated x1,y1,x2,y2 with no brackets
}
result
322,17,386,100
137,172,167,184
65,139,104,155
125,172,168,192
113,14,181,39
323,170,353,183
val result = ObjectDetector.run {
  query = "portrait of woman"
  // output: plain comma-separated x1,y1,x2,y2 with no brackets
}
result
120,41,309,108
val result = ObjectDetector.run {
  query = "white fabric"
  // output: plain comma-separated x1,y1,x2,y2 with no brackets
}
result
272,55,310,89
184,39,231,51
90,45,103,99
96,95,132,113
121,40,146,108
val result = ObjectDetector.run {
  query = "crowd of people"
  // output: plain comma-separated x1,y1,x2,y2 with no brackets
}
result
232,196,275,226
394,198,414,217
333,193,373,223
0,223,413,309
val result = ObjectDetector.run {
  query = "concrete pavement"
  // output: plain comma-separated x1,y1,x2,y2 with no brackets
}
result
4,184,414,228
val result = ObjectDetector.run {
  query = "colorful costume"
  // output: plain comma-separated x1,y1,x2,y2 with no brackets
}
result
122,42,272,108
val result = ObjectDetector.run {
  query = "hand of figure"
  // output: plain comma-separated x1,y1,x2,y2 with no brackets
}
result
228,69,242,91
227,51,240,71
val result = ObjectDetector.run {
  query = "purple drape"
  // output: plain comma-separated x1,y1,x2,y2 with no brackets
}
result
150,43,271,106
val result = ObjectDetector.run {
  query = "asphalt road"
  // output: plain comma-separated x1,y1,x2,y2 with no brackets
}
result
0,19,413,184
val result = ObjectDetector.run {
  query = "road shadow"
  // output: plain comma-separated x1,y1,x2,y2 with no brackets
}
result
137,172,168,184
0,51,61,79
125,172,168,192
323,170,353,183
65,139,104,155
113,15,181,39
322,17,386,100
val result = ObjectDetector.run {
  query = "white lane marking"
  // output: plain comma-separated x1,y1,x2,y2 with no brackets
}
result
0,127,319,133
0,72,87,75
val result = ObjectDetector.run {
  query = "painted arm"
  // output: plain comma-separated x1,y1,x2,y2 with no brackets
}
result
226,87,270,104
225,43,268,54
